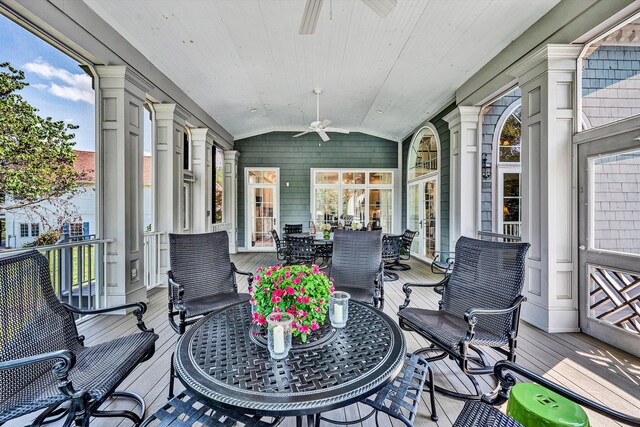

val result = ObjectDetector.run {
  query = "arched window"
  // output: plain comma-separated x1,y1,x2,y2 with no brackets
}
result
407,125,439,260
408,127,438,180
494,102,521,237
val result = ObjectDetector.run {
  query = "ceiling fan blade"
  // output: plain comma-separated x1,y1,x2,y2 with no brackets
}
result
317,129,330,142
318,119,332,128
299,0,324,35
324,127,350,134
361,0,397,17
293,131,312,138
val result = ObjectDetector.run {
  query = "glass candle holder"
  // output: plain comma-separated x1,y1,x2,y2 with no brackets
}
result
329,291,350,328
267,312,294,360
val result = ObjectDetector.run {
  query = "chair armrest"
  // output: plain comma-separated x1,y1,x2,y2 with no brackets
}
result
62,302,153,333
483,361,640,426
399,276,449,310
231,262,254,289
463,296,527,324
0,350,77,397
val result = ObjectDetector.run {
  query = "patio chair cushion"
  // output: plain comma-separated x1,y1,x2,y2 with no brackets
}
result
453,401,523,427
183,292,250,318
398,308,508,351
2,331,157,423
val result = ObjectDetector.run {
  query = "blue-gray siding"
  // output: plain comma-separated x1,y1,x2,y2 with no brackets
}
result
235,132,397,247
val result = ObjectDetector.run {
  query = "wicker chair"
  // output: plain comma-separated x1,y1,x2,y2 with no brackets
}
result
452,361,640,426
270,229,288,261
381,234,402,281
386,229,418,271
431,251,455,275
283,224,303,235
286,235,316,266
0,250,158,426
328,229,384,308
398,236,530,400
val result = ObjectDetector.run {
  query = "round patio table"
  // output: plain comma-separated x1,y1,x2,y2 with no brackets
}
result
174,301,406,424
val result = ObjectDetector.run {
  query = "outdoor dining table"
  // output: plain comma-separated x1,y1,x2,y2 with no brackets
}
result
174,300,406,426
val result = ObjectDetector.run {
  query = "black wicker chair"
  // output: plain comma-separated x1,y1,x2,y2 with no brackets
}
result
452,361,640,426
431,251,455,275
168,231,253,398
381,234,402,281
398,236,530,400
0,250,158,427
286,235,316,266
387,229,418,271
270,229,288,261
328,229,384,308
283,224,303,235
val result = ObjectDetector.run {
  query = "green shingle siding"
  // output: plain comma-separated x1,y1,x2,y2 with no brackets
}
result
235,132,397,247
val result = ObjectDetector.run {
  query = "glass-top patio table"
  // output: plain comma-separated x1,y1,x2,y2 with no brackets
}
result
174,301,406,425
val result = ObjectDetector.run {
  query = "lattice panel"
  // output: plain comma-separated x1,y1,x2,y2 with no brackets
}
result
589,266,640,334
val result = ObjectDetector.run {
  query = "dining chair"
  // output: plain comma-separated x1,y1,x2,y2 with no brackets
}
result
386,229,418,271
0,250,158,427
328,229,384,308
398,236,530,400
283,224,303,234
381,234,402,281
286,235,316,266
270,229,288,261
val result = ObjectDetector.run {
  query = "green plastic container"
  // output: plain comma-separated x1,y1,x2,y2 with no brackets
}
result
507,383,590,426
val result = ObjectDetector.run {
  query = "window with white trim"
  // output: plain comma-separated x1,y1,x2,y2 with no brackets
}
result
20,223,28,238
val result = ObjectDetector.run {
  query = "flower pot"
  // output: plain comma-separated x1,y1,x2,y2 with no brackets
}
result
323,230,331,240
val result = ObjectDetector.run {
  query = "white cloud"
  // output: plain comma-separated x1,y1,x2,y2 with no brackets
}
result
23,59,94,104
31,83,48,90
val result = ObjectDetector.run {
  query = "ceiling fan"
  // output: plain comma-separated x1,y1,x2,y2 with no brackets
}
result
300,0,397,35
293,89,349,142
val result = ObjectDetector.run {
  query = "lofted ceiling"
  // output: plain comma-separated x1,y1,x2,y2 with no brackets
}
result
82,0,560,142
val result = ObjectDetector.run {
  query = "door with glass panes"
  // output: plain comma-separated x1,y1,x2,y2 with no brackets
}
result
407,177,438,261
246,168,279,251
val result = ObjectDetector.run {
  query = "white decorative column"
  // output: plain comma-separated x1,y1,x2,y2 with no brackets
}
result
153,103,187,286
224,150,240,253
190,128,214,233
96,66,152,306
508,45,582,332
443,106,481,248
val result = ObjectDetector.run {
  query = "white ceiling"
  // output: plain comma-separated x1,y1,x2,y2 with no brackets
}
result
83,0,560,141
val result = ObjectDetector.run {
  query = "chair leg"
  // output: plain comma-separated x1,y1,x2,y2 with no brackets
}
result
427,365,438,422
91,391,145,425
169,352,176,399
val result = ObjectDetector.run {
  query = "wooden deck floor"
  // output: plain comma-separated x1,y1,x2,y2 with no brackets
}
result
10,252,640,426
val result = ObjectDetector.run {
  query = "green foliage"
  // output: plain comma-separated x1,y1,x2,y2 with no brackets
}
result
23,229,61,247
251,264,334,342
0,62,82,211
498,109,521,162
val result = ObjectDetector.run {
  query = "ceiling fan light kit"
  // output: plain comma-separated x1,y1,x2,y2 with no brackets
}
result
292,89,350,142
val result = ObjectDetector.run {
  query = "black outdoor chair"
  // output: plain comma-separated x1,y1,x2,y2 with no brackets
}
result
398,236,530,400
452,361,640,426
286,235,316,266
328,229,384,308
270,229,288,261
381,234,402,281
431,250,455,276
387,229,418,271
0,250,158,426
168,231,253,397
283,224,303,235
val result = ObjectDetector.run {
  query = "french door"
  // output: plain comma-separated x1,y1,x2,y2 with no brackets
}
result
246,168,279,251
407,176,438,261
577,123,640,357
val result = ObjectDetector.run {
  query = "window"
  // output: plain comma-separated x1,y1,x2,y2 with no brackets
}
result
408,127,438,180
183,130,191,170
20,223,29,238
31,223,40,237
312,170,394,233
69,223,83,236
580,14,640,131
498,106,521,163
183,183,191,230
213,147,224,223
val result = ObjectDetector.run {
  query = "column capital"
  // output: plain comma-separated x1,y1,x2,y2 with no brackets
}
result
190,128,215,147
224,150,241,161
154,103,189,122
442,106,481,127
95,65,155,95
507,44,582,82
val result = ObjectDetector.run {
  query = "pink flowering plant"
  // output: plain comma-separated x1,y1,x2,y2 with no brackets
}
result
251,264,334,342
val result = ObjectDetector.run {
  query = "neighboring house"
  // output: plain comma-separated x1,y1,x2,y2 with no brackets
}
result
2,151,152,248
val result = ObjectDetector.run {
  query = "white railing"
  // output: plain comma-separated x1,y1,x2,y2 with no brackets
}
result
144,231,164,290
1,238,110,319
503,222,521,238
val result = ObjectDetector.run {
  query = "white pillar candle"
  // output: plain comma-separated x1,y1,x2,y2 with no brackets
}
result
334,304,343,324
273,325,285,354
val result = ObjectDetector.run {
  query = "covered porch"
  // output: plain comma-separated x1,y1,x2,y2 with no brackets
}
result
1,0,640,425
